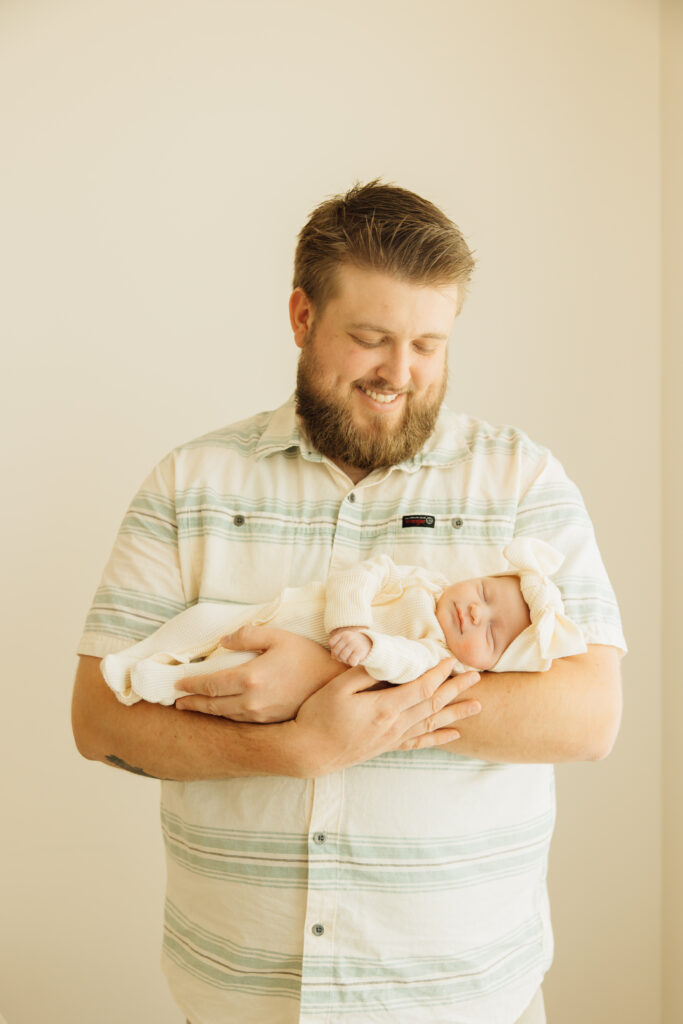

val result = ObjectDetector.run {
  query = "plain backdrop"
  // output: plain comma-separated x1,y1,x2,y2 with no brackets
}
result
1,1,680,1022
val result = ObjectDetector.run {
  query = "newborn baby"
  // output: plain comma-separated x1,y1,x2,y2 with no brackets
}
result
101,537,587,708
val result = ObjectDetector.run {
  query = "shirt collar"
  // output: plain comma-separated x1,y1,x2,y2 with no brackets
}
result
253,395,471,471
252,396,306,458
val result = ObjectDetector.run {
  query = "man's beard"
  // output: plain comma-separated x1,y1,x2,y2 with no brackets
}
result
295,333,447,472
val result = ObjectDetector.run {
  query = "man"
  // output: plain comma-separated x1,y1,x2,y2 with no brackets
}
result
72,181,625,1024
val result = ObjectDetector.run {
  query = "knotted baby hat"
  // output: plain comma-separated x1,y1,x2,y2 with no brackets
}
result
493,537,587,672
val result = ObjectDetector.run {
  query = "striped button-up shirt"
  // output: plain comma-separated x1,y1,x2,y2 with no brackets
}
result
79,397,625,1024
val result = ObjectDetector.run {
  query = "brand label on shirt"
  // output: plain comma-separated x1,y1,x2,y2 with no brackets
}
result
402,514,435,528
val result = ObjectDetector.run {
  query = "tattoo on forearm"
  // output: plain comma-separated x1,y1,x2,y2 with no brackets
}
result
106,754,168,780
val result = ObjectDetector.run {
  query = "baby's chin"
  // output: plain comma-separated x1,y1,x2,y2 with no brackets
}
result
452,648,496,672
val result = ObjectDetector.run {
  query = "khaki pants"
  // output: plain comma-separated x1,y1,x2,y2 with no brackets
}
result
187,990,546,1024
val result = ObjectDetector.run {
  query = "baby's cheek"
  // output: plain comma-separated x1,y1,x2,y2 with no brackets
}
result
453,635,491,671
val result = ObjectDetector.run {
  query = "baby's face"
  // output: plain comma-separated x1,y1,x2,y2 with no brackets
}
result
435,575,531,670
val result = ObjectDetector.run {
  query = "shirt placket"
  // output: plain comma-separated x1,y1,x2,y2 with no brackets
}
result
299,479,359,1023
299,770,345,1023
328,485,363,573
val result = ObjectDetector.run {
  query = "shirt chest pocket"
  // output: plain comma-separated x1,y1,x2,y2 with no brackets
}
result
390,508,517,581
179,506,296,606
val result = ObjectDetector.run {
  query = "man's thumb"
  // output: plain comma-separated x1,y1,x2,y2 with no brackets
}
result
220,624,272,652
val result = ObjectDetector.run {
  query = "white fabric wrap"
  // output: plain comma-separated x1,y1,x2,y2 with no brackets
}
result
494,537,587,672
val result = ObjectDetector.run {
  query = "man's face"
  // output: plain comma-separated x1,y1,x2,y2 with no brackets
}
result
292,265,458,477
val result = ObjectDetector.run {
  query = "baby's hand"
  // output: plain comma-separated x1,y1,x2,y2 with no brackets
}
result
328,628,373,667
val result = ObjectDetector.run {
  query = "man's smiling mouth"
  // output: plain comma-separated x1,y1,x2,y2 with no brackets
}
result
357,385,404,404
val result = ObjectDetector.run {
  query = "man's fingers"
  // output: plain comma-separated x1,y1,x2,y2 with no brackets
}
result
398,727,464,750
395,669,481,738
405,697,481,738
220,624,275,652
337,661,480,711
328,665,382,694
421,700,481,733
447,669,482,696
432,671,481,709
390,660,470,712
172,693,256,720
174,669,245,698
174,694,227,715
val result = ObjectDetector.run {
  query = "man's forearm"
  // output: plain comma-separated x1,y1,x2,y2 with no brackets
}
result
72,656,303,781
442,644,622,763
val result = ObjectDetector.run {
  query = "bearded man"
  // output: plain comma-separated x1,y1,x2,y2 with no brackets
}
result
72,181,625,1024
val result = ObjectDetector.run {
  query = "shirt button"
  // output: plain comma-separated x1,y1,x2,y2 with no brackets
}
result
348,492,356,503
451,517,463,529
312,923,325,937
313,831,327,845
233,514,245,526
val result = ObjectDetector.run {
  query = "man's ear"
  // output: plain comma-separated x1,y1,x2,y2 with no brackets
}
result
289,288,315,349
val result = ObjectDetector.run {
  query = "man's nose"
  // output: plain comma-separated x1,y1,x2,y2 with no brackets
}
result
377,343,412,389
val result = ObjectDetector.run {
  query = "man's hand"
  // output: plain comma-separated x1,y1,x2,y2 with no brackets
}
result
328,627,372,666
289,659,482,777
174,625,346,722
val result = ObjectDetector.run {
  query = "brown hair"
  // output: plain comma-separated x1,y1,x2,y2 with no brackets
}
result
293,179,475,315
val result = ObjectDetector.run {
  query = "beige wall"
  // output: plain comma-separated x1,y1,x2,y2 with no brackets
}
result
0,1,668,1021
662,0,683,1021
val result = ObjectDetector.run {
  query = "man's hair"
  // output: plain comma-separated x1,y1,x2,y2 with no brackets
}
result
293,179,476,315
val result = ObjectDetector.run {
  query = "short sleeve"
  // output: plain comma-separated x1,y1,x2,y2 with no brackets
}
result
77,452,187,657
513,448,626,653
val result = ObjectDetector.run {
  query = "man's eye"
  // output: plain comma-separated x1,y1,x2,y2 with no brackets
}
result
351,335,380,348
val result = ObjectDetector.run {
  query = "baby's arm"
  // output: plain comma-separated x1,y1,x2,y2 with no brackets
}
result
323,555,409,636
361,631,456,684
331,627,462,684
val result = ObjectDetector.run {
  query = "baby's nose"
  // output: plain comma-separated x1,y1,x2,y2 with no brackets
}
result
469,602,481,626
